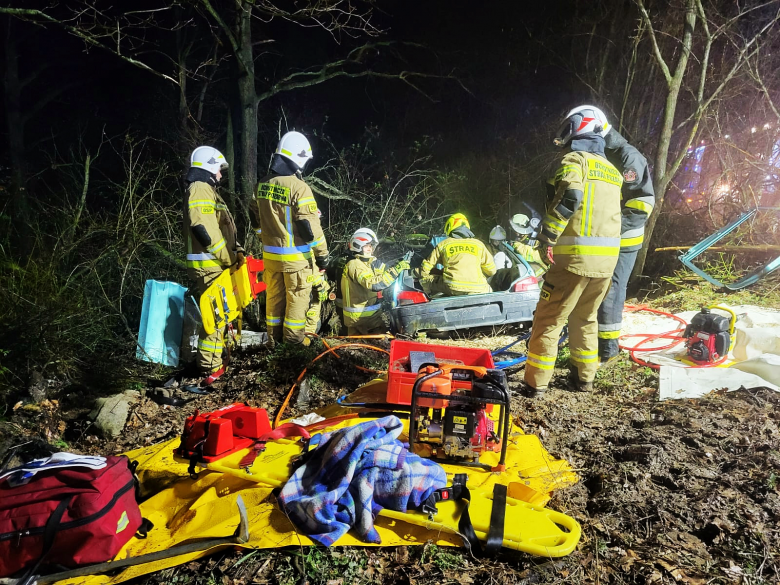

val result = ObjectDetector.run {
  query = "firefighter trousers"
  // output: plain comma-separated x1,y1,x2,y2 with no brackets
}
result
525,265,612,389
264,266,312,344
192,267,227,374
597,247,639,360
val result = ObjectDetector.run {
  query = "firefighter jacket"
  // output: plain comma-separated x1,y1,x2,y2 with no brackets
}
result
420,226,496,293
249,173,328,273
604,129,655,252
340,255,398,328
511,241,549,277
184,172,242,275
541,144,622,278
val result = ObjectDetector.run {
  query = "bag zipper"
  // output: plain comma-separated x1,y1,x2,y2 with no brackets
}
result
0,478,136,543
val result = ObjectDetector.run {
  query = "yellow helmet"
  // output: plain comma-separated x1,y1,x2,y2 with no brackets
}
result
444,213,469,236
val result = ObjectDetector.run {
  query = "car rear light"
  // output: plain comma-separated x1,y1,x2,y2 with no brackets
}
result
512,275,538,292
397,291,428,305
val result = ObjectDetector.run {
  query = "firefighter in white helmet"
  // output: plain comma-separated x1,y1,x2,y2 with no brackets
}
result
488,225,512,270
523,106,622,396
184,146,244,384
249,131,328,345
340,228,409,335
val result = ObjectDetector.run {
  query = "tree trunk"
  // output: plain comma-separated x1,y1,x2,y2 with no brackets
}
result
632,0,697,281
3,17,30,253
226,105,236,193
235,5,257,206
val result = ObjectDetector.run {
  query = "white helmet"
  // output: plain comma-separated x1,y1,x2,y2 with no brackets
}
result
554,105,611,147
191,146,229,175
275,131,313,170
509,213,535,236
489,225,506,244
349,228,378,254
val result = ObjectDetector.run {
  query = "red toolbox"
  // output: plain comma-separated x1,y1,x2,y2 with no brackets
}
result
176,404,271,462
386,340,495,405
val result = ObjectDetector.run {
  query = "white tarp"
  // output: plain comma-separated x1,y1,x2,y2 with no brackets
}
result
620,305,780,400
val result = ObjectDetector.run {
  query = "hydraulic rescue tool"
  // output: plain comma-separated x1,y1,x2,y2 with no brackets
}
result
683,305,736,365
408,363,511,472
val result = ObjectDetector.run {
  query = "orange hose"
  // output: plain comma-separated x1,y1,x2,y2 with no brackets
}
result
273,343,390,428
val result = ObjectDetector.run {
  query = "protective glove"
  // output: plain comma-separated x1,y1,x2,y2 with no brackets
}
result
315,254,329,271
313,285,328,302
235,251,246,268
535,238,554,265
393,259,411,273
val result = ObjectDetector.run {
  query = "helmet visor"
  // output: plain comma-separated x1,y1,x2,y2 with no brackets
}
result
553,114,581,147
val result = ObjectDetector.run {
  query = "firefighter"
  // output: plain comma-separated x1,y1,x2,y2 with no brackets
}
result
184,146,244,384
303,209,330,346
249,131,328,345
599,114,656,365
419,213,496,296
523,106,622,396
489,226,513,269
303,271,330,346
489,215,549,291
340,228,409,335
508,213,548,277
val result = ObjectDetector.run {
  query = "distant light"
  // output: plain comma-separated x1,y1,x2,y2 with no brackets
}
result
767,175,772,180
752,127,757,133
687,198,693,202
719,184,730,192
682,188,686,193
764,123,771,129
701,140,705,144
725,134,730,139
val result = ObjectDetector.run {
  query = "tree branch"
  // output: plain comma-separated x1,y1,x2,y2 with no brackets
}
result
196,0,251,74
634,0,672,85
307,176,364,205
0,7,178,85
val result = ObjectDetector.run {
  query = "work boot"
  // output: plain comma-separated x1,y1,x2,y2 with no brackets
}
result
203,365,226,386
519,382,547,398
598,354,620,369
566,369,593,393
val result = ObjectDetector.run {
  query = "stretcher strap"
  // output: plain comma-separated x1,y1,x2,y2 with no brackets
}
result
421,474,506,556
237,424,311,468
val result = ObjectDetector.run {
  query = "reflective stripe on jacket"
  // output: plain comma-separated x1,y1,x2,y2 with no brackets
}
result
184,182,240,272
543,151,622,277
420,237,496,293
604,129,656,252
340,255,396,328
249,174,328,272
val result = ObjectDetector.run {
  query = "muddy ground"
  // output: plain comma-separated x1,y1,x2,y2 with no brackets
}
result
2,285,779,585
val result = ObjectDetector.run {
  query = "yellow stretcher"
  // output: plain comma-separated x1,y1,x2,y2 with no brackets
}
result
54,380,580,585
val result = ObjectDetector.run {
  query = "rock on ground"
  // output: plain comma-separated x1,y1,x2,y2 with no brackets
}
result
89,390,141,438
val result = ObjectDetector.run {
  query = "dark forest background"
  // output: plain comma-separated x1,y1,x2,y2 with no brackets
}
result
2,0,780,393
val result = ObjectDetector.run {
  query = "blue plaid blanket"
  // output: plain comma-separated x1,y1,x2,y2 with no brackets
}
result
278,415,446,545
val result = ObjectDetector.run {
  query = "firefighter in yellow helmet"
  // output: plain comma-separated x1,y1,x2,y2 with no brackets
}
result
523,106,622,396
419,213,496,296
249,131,328,345
340,228,410,335
184,146,244,384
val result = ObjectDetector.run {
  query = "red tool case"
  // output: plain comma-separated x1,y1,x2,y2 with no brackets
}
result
175,404,271,462
386,340,495,405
